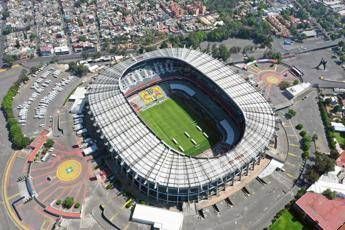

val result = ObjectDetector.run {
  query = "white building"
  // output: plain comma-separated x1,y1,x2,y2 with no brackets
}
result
308,166,345,196
332,122,345,133
285,82,311,99
69,86,87,114
302,30,317,38
132,204,183,230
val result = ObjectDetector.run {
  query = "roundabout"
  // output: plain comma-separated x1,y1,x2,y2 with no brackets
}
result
259,70,283,86
56,159,82,182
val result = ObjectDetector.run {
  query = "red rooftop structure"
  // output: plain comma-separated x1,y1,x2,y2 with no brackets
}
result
27,129,49,163
336,151,345,168
295,192,345,230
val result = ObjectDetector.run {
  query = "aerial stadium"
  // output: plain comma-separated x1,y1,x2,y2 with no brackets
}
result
86,48,276,203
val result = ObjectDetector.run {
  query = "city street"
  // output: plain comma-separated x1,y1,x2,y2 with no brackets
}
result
0,1,5,67
0,67,24,230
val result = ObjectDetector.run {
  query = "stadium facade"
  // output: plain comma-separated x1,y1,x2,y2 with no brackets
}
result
86,48,276,203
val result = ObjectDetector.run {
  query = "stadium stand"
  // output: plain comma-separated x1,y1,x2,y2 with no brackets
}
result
170,83,195,96
220,120,235,145
86,48,276,203
139,86,165,105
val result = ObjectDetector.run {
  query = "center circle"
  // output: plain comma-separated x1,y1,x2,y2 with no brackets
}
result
56,159,82,182
265,75,281,85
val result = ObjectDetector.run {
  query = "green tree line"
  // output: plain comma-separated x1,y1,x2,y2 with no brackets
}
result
1,70,31,149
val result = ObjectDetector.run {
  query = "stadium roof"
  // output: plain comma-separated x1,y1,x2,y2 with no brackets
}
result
296,192,345,230
87,48,275,189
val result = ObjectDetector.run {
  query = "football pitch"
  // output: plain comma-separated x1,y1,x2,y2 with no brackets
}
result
139,97,221,156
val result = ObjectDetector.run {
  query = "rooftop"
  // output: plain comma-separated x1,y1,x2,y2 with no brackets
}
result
337,151,345,167
132,204,183,230
296,192,345,230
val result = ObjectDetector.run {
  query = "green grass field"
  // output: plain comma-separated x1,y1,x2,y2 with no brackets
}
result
139,97,221,156
334,132,345,146
269,209,306,230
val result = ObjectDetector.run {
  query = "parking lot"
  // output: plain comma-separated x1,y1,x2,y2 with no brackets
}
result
278,89,329,154
13,64,81,137
183,174,298,230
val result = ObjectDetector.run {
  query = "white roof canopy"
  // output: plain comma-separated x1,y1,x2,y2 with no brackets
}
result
132,204,183,230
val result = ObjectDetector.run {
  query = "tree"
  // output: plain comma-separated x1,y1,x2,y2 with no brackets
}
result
160,41,168,49
279,81,290,90
2,25,12,35
306,168,320,183
332,105,341,113
2,10,9,20
218,44,230,61
324,98,332,105
68,62,89,77
293,79,299,85
318,101,337,150
285,109,296,119
44,139,54,149
30,66,39,74
264,51,282,63
63,197,74,209
301,135,312,151
302,151,310,160
229,46,241,54
296,124,303,130
79,35,87,42
330,149,339,160
3,54,18,67
29,33,37,42
339,40,345,48
322,189,336,200
74,202,81,208
18,70,29,83
211,44,219,59
56,200,62,205
1,69,31,149
299,130,307,137
312,134,318,142
340,54,345,63
288,109,296,117
295,188,306,199
245,56,255,63
314,152,335,175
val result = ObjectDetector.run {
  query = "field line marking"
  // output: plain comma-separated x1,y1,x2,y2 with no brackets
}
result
288,152,297,157
285,172,295,179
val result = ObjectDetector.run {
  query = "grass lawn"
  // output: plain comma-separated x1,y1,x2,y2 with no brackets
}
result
270,209,305,230
334,132,345,146
139,97,221,156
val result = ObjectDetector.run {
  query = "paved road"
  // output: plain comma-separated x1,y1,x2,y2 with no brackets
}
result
0,67,24,230
0,1,6,67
